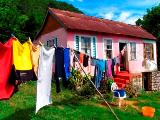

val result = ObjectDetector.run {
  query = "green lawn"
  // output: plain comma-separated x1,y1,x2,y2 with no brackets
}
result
0,81,160,120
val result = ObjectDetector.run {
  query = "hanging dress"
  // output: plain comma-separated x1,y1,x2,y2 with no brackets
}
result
36,46,55,113
0,37,15,99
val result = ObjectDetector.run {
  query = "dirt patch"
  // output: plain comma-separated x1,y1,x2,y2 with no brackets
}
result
57,105,64,110
99,100,140,111
124,100,139,111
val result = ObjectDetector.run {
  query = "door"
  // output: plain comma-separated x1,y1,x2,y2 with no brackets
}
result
119,42,127,71
142,72,151,91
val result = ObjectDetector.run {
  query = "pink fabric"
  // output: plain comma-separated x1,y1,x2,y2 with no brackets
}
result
107,59,112,77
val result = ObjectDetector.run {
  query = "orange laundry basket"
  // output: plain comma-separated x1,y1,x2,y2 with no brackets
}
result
142,106,155,118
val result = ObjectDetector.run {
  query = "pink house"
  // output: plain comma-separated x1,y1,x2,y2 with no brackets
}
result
34,8,159,90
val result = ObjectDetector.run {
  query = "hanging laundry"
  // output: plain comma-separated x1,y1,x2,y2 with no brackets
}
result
94,60,105,88
115,63,120,75
31,44,40,77
90,57,97,76
79,53,84,63
13,39,36,82
83,54,89,67
0,37,15,99
107,59,112,77
74,50,80,60
70,49,74,67
91,57,97,66
105,60,108,73
55,47,66,93
36,46,55,113
115,56,120,75
64,48,71,80
116,55,120,65
112,58,116,77
70,49,80,71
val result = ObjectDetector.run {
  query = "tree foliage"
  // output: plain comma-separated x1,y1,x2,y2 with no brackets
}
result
136,4,160,40
0,0,82,43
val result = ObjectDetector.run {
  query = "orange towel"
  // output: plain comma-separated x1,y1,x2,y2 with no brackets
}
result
31,44,40,76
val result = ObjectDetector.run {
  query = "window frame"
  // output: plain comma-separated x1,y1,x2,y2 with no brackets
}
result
130,42,136,60
74,35,97,58
144,43,154,60
103,38,113,59
46,37,58,47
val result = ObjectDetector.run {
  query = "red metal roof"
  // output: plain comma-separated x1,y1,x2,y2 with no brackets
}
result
49,8,157,40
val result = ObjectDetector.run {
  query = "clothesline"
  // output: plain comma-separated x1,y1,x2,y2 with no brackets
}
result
72,50,120,120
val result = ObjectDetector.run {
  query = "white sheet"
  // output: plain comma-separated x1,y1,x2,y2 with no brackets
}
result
36,46,55,113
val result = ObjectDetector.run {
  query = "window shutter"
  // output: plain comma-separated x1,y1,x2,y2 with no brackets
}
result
75,36,79,51
92,37,96,58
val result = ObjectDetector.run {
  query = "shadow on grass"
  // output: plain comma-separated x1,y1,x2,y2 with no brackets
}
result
2,107,35,120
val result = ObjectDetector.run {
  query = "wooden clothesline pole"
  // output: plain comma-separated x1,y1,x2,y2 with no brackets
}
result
72,49,120,120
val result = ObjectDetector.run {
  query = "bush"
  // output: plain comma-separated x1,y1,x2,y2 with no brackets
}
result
77,80,96,97
68,68,96,97
99,78,114,94
68,68,84,90
125,82,139,98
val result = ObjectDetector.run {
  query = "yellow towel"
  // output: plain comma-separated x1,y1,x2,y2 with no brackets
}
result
13,39,32,70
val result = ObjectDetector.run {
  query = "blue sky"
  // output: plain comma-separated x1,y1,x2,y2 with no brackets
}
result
59,0,160,25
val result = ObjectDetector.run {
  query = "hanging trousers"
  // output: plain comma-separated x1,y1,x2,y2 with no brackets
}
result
55,47,66,93
64,48,71,80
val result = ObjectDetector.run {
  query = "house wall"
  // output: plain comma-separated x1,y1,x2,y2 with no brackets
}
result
34,28,67,73
34,29,157,74
66,30,157,74
35,28,67,47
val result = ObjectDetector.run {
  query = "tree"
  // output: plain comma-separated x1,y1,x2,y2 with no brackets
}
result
0,0,83,43
136,4,160,39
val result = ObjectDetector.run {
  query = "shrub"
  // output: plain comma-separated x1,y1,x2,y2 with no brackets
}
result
68,68,96,97
68,68,84,90
99,78,114,94
125,82,139,98
77,80,96,97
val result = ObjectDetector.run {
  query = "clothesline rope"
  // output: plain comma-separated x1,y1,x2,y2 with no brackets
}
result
72,49,120,120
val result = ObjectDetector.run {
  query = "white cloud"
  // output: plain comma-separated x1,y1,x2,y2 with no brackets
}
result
118,12,131,22
99,12,114,19
104,12,114,19
125,16,141,25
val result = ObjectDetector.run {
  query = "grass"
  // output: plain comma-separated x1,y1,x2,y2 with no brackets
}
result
0,81,160,120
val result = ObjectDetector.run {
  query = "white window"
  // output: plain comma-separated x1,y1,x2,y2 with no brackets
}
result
81,36,91,56
130,42,136,60
103,39,112,59
46,37,58,47
75,35,97,58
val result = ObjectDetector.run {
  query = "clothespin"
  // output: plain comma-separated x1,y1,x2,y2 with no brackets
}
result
11,34,17,40
53,44,56,48
39,40,43,46
28,37,33,44
61,45,64,49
